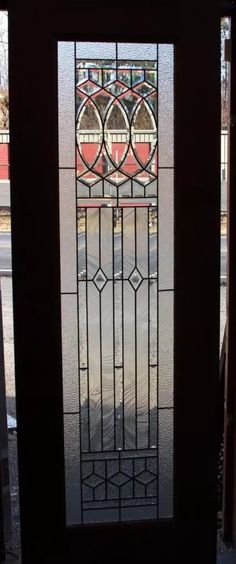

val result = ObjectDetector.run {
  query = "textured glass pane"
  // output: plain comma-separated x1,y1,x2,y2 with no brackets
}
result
59,169,77,293
159,292,174,408
76,42,116,59
118,43,157,61
78,207,86,278
64,414,81,524
124,281,136,449
58,42,75,167
61,295,79,412
101,283,114,450
158,44,174,167
115,367,123,449
88,283,102,451
158,410,173,518
159,170,174,290
149,206,157,279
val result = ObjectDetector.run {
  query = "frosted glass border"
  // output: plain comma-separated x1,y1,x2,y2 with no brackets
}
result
58,42,75,168
158,44,174,167
159,292,174,408
158,409,173,518
118,43,157,60
59,169,77,293
76,42,116,59
61,294,79,413
158,169,174,290
64,414,81,524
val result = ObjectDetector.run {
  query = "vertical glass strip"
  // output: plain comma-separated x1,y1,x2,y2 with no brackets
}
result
61,294,79,412
158,45,174,168
123,281,136,449
59,169,77,293
101,282,114,450
88,283,102,451
101,208,113,279
123,208,135,278
137,281,149,449
87,209,99,279
136,207,148,278
158,170,174,290
58,42,75,168
158,409,173,518
64,414,81,524
159,291,174,408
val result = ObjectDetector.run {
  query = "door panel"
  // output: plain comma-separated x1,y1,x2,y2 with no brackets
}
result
8,3,220,562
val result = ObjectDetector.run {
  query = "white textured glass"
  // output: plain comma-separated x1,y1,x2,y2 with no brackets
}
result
158,44,174,167
159,169,174,290
59,169,76,293
61,295,79,412
158,410,173,518
159,292,174,408
76,42,116,59
58,42,75,167
64,414,81,524
118,43,157,61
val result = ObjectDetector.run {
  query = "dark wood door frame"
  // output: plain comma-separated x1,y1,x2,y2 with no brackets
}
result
8,2,220,562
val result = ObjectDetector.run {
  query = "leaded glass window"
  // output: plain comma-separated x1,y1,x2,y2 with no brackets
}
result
58,42,174,525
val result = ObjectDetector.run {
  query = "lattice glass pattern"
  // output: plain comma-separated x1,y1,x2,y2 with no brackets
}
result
58,42,174,525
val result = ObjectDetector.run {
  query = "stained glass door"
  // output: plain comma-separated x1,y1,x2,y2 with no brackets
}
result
58,42,174,525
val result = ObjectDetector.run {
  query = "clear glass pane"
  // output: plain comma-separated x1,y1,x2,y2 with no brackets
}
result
59,169,77,293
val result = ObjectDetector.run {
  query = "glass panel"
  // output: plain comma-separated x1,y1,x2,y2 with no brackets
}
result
61,295,79,412
158,409,173,518
58,42,75,168
123,281,136,449
88,283,102,451
158,169,174,290
64,414,81,524
158,44,174,167
59,42,174,525
159,292,174,408
59,169,77,293
76,42,116,60
118,43,157,61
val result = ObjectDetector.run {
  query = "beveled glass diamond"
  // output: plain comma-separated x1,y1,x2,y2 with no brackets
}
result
129,268,143,290
93,268,107,291
135,470,155,485
84,473,104,488
109,472,130,487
